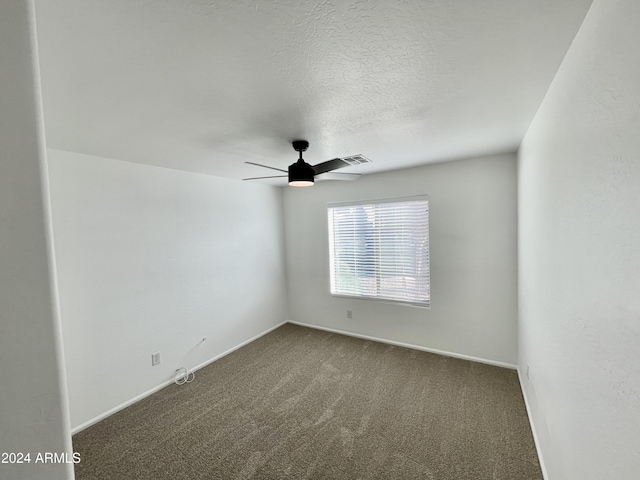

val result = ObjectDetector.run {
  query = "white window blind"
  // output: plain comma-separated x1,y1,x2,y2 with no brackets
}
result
328,196,430,307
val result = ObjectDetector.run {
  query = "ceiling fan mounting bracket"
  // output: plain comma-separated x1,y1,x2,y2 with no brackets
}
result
292,140,309,153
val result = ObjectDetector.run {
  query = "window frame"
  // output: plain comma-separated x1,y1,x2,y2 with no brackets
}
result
327,195,430,309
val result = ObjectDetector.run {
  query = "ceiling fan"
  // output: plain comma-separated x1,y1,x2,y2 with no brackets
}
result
243,140,366,187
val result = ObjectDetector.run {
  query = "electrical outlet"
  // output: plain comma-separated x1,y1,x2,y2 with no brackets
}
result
151,352,161,366
346,310,353,319
526,365,530,380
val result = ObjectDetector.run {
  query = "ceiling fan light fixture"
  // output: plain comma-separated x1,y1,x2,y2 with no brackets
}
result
288,158,315,187
289,179,314,187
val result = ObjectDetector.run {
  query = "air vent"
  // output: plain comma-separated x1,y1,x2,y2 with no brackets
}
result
340,154,371,166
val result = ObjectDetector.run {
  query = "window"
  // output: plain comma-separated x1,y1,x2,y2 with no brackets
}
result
328,196,430,307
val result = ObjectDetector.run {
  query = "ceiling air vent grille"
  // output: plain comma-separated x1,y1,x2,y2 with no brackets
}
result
340,154,371,166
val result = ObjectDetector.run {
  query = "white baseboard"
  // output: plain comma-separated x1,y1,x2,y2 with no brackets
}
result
517,368,549,480
71,378,175,435
287,320,517,370
71,320,287,434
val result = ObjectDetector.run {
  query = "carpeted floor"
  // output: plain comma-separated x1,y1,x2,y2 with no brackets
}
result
73,324,542,479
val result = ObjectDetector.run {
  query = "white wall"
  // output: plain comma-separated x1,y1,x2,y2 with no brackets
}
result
0,2,73,479
284,153,518,366
47,150,287,430
518,0,640,478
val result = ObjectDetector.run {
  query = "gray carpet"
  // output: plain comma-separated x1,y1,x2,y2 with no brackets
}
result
73,324,542,479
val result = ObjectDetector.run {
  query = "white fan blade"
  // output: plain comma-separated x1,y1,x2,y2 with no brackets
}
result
316,172,362,182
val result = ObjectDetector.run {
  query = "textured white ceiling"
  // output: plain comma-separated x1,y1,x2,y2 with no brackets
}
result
34,0,592,185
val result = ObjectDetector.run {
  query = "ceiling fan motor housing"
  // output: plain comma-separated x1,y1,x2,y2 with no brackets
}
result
288,158,315,186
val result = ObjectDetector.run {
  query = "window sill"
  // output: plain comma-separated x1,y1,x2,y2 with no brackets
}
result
329,292,430,309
